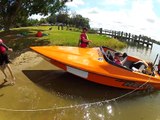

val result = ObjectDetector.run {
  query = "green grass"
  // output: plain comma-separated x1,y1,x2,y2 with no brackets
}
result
0,26,127,52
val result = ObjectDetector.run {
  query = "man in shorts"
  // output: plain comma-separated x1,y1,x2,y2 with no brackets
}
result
0,39,15,85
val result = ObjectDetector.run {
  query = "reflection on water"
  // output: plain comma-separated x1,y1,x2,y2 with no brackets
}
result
0,44,160,120
121,43,160,63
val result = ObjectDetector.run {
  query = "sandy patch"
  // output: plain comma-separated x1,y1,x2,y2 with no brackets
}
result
11,51,44,72
0,50,45,81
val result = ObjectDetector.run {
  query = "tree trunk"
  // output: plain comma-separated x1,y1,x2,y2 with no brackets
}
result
2,0,21,31
4,24,10,31
3,16,12,31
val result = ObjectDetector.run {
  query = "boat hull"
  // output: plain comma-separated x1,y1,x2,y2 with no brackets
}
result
48,58,156,90
31,46,160,90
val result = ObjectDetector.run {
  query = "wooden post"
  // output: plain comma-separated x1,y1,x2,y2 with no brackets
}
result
132,35,135,43
147,38,149,47
99,28,103,34
126,33,128,41
135,35,138,44
120,31,124,41
114,31,116,38
138,35,141,45
61,25,63,30
128,33,131,42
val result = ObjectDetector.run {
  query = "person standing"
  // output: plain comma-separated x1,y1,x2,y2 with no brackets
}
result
79,27,92,48
0,39,15,85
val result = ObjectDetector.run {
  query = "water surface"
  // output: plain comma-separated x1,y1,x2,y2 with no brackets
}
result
0,43,160,120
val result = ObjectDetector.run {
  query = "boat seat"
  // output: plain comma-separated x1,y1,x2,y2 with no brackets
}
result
123,61,133,69
129,61,148,74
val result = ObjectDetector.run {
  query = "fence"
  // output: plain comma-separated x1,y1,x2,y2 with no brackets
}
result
95,28,153,47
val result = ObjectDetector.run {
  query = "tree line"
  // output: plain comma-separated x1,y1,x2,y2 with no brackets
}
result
25,11,90,29
0,0,89,31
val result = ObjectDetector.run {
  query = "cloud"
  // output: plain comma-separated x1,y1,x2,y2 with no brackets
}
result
65,0,84,7
127,0,160,39
87,7,99,14
75,0,160,41
29,14,48,20
88,10,98,14
103,0,127,6
146,18,155,23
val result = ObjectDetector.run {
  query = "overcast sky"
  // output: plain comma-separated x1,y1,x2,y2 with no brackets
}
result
66,0,160,41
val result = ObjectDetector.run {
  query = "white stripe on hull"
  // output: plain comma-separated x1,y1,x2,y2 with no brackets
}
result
66,66,88,78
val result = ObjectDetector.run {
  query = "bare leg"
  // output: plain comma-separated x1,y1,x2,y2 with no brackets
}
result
6,64,15,84
0,64,8,80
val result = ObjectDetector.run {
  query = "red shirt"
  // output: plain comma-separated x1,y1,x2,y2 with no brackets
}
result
114,58,122,65
80,32,88,48
0,39,6,53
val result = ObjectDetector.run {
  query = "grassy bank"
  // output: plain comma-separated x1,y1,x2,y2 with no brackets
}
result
0,26,127,52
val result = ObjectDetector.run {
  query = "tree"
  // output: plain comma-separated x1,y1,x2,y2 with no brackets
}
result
47,14,57,25
71,14,90,28
56,13,69,25
25,19,39,26
0,0,72,31
39,18,47,25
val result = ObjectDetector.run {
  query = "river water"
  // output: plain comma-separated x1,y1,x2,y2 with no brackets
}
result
121,43,160,63
0,43,160,120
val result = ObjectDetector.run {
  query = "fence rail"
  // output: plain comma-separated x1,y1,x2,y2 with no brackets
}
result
94,28,153,47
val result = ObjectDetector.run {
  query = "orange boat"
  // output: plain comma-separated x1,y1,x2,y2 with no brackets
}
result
31,46,160,90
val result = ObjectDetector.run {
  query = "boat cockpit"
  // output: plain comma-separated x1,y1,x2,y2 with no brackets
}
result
100,46,133,71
